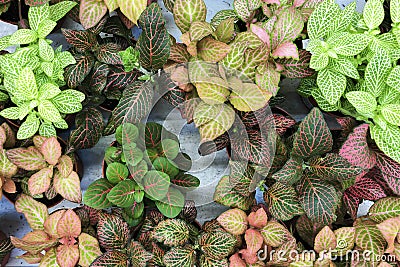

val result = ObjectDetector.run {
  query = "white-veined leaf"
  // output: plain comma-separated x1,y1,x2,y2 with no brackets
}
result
28,4,50,31
51,90,84,114
17,113,40,140
363,0,384,30
346,91,377,117
9,29,38,45
364,50,391,97
381,104,400,126
317,68,346,105
39,39,54,62
38,100,62,122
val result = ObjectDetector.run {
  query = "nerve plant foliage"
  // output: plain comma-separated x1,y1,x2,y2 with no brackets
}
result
84,123,199,221
0,2,85,140
303,0,400,164
11,195,101,267
64,3,171,153
6,136,82,203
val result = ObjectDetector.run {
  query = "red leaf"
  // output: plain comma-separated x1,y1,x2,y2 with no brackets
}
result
229,253,246,267
339,124,376,169
273,114,296,135
376,153,400,195
347,177,386,201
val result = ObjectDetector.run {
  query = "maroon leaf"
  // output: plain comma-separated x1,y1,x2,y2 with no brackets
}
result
95,43,123,65
273,114,296,135
157,73,186,108
336,116,356,138
376,153,400,195
277,50,314,78
169,43,190,63
64,53,95,88
198,132,229,156
343,191,361,220
347,177,386,201
292,108,333,159
61,28,97,52
106,65,140,90
237,105,271,129
296,214,324,247
67,108,104,153
339,124,376,169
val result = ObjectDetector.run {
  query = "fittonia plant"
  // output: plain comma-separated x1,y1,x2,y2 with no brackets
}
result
11,194,101,267
0,1,85,140
303,0,400,163
84,123,199,222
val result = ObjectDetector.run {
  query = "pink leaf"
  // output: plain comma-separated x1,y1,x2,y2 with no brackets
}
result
248,208,268,229
41,137,62,166
272,42,299,59
277,49,314,78
229,253,246,267
347,177,386,201
57,210,81,239
28,167,53,195
339,124,376,169
250,24,269,44
294,0,306,7
263,0,280,4
271,7,304,48
343,191,360,220
56,244,79,267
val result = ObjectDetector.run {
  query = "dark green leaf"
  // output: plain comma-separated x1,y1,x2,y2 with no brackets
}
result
156,186,185,218
143,170,170,200
64,53,95,88
107,180,138,208
83,178,113,209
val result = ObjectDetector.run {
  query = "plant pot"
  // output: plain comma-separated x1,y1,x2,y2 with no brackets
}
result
0,231,11,267
3,136,83,207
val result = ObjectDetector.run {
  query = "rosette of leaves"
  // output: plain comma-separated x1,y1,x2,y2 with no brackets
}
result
0,123,18,199
90,213,153,267
0,2,84,139
6,136,82,203
84,123,200,221
262,108,364,225
303,0,400,164
11,194,102,267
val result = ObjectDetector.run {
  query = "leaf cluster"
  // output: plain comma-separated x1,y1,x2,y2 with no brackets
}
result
84,122,200,222
6,136,82,203
0,122,18,198
303,0,400,164
11,194,101,267
0,2,84,140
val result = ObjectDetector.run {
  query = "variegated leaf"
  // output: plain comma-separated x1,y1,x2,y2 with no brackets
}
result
117,0,146,25
28,167,53,195
261,221,291,247
79,0,107,29
368,197,400,223
314,226,337,253
57,209,81,238
197,37,231,63
217,208,248,235
53,171,82,203
15,194,48,230
56,244,79,267
173,0,207,33
78,233,102,267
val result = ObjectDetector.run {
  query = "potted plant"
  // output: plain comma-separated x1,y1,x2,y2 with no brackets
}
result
11,194,102,267
0,1,85,140
84,122,200,224
5,135,82,205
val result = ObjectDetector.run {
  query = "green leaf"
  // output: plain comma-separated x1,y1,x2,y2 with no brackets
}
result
53,171,82,203
156,187,185,218
153,219,189,246
78,233,102,267
9,29,37,44
213,18,235,43
317,68,346,105
83,178,114,209
298,173,340,224
346,91,377,116
17,67,38,100
261,221,291,247
312,86,339,112
38,83,61,100
170,172,200,190
38,100,62,123
329,33,370,56
127,241,153,267
292,108,333,159
355,223,386,257
90,251,128,267
217,208,248,235
363,0,384,30
39,39,54,62
106,162,129,184
309,153,362,181
391,0,400,23
199,231,236,260
230,82,270,112
51,89,83,114
143,170,170,201
137,4,170,70
214,175,253,210
107,179,138,208
0,107,20,120
152,157,179,179
64,54,95,88
364,50,392,97
49,1,77,22
37,19,57,39
18,113,40,140
307,0,338,39
328,56,359,79
163,246,196,267
197,37,231,63
28,3,50,31
15,194,48,230
117,0,147,25
381,104,400,126
272,157,303,185
386,65,400,93
368,197,400,223
0,35,11,50
264,182,304,221
173,0,206,33
97,214,129,250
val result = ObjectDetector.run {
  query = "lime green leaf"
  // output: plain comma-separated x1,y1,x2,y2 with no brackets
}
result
386,65,400,93
39,39,54,62
346,91,377,116
381,104,400,126
9,29,37,44
39,123,56,137
173,0,207,33
217,208,248,235
330,33,370,56
0,35,11,50
355,223,386,257
28,4,50,31
363,0,384,30
78,233,102,267
51,90,83,114
391,0,400,23
18,113,40,140
364,50,391,97
197,37,231,63
117,0,146,25
49,1,77,22
368,197,400,223
17,67,38,100
38,100,62,123
195,78,230,105
230,82,270,112
307,0,338,39
221,42,246,70
38,83,61,100
316,68,346,105
156,186,185,218
190,21,213,41
213,18,235,43
0,107,20,120
37,19,57,39
328,56,359,79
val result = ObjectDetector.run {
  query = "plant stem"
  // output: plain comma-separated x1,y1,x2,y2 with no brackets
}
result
18,0,27,29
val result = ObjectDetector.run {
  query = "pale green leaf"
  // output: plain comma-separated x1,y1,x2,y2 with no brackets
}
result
49,1,77,22
0,107,20,120
39,122,57,137
117,0,147,25
328,56,359,79
317,68,346,105
329,32,370,56
28,4,50,31
381,104,400,126
9,29,38,45
173,0,207,33
39,39,54,62
364,50,391,97
38,100,62,122
51,90,84,114
37,19,57,39
310,51,329,71
38,83,61,100
0,35,11,50
41,62,53,78
386,66,400,93
307,0,339,39
17,68,38,100
391,0,400,23
363,0,384,30
346,91,377,117
17,113,40,140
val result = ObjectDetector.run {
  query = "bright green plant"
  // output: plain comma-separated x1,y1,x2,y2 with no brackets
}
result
0,1,85,140
84,122,200,222
6,136,82,203
11,194,101,267
303,0,400,163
